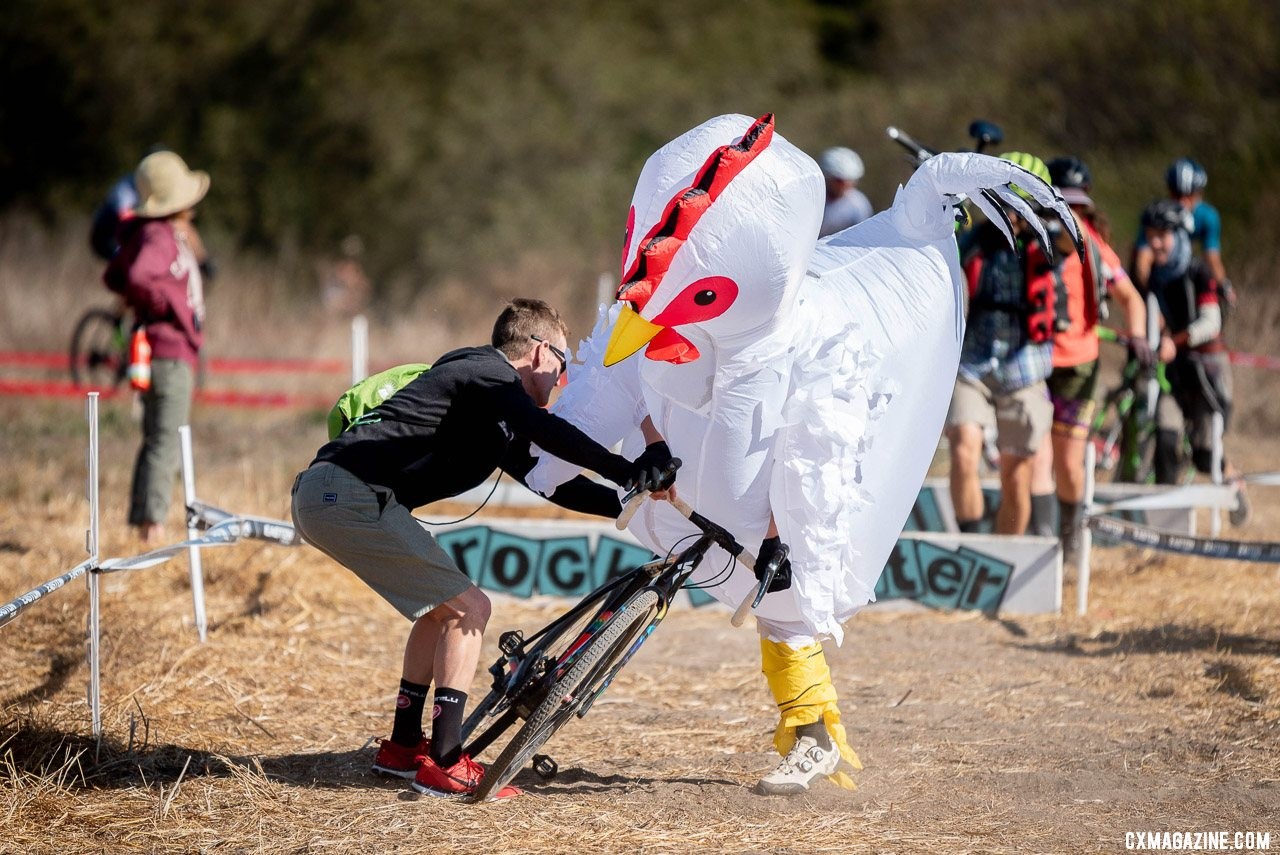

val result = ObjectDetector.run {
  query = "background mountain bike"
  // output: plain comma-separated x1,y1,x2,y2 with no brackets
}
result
458,470,783,802
69,304,131,389
68,303,207,390
1088,328,1192,484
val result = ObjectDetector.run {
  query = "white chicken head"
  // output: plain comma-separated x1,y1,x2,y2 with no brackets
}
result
604,114,824,367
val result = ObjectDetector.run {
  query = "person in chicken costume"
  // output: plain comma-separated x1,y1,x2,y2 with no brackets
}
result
527,113,1077,794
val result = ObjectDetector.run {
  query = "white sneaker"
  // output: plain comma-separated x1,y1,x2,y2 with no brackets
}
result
755,735,839,795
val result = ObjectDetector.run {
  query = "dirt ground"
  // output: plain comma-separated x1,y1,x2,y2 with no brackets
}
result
0,398,1277,854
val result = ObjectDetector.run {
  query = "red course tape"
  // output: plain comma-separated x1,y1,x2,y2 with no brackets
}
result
0,379,333,410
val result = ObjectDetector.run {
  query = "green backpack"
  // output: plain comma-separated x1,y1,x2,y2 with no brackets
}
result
326,363,431,439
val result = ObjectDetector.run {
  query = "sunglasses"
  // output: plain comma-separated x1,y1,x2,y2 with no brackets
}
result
530,335,567,375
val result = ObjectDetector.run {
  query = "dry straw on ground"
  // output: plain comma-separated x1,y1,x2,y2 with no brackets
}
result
1,393,1277,853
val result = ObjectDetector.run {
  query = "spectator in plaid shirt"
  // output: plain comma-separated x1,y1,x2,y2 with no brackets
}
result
945,153,1058,536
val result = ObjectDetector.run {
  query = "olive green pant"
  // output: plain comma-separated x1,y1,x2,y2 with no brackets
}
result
128,359,195,526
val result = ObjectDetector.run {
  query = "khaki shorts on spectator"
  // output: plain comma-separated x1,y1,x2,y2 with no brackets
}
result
947,374,1052,457
290,463,473,620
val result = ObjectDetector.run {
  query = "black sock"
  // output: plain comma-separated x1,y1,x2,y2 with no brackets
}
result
429,687,468,767
958,518,984,534
796,719,831,749
1058,500,1083,540
1029,493,1057,537
391,679,430,746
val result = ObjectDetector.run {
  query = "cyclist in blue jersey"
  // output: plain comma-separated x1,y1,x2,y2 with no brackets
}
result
1133,158,1230,293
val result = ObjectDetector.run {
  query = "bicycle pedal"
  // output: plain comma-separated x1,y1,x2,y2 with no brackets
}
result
532,754,558,780
498,629,524,655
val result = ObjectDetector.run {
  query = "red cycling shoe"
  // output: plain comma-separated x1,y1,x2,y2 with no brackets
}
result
412,754,522,800
371,736,430,779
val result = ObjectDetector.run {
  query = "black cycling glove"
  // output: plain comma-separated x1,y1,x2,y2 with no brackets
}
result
627,441,678,493
753,536,793,594
1127,336,1155,370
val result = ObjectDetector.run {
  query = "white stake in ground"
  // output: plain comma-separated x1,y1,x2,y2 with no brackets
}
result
86,392,103,737
1210,411,1225,537
1077,441,1096,616
179,425,208,642
351,313,369,384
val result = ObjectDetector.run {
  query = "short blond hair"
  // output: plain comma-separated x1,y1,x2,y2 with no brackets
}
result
491,298,569,359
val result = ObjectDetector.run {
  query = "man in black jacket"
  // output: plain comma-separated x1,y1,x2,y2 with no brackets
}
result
291,298,674,799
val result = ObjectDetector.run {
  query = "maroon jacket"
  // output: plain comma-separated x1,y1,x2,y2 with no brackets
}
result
103,219,203,369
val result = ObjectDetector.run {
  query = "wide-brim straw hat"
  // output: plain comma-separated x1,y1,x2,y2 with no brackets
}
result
134,151,210,218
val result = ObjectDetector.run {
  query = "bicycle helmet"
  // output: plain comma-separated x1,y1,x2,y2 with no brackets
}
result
1165,157,1207,196
999,151,1051,202
819,147,864,182
1047,156,1092,190
1140,198,1191,233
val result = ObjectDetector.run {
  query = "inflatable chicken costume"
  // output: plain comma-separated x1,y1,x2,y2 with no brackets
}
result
528,113,1076,791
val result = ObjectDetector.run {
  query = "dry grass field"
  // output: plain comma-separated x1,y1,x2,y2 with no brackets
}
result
1,226,1278,853
0,392,1277,854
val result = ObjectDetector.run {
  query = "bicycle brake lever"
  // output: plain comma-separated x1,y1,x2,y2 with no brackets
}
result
752,560,780,610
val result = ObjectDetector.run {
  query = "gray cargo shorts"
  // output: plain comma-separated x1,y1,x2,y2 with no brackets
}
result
290,462,472,620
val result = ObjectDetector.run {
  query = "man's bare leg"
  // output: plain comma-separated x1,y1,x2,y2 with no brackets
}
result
997,451,1033,535
948,423,986,529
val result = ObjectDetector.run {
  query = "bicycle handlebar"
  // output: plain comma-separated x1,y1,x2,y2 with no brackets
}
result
617,482,765,628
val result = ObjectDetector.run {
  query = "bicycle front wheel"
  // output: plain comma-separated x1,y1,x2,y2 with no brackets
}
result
69,309,126,389
471,588,660,801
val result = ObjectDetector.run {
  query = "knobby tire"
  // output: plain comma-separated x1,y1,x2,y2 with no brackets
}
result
471,589,660,801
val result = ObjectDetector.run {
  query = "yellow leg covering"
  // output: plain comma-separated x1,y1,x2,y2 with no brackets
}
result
760,638,862,791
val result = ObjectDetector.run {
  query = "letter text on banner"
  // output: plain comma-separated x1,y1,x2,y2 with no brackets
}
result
481,531,541,597
956,546,1014,611
535,537,593,597
591,536,658,589
435,527,491,583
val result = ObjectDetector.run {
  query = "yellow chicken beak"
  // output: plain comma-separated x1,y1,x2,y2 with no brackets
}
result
603,304,663,367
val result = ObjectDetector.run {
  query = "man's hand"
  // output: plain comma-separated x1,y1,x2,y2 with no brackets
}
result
626,442,679,493
753,536,793,594
1158,333,1177,363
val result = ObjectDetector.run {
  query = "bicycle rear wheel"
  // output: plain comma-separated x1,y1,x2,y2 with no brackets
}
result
69,308,126,389
471,588,660,801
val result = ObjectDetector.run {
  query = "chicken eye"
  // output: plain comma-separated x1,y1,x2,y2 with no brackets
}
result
693,290,716,306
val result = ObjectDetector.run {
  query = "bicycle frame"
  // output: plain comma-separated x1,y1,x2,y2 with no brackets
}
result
461,504,741,759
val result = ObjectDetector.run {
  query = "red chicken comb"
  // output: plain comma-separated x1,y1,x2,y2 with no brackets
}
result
617,114,775,311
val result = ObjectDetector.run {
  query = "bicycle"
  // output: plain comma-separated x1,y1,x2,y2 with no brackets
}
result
68,302,207,391
69,303,131,389
886,118,1004,167
458,467,783,802
1088,328,1193,484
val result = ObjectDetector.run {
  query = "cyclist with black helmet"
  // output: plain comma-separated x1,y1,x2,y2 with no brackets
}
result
1027,156,1148,558
1139,199,1249,523
1133,158,1229,292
